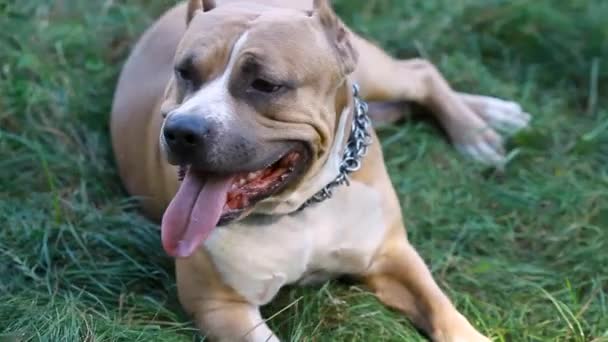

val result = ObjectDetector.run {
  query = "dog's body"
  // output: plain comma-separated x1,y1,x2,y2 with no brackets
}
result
111,1,529,340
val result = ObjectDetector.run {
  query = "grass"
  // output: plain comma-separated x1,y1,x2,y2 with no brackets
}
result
1,0,607,340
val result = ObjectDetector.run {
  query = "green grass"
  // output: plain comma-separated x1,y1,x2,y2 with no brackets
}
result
1,0,607,340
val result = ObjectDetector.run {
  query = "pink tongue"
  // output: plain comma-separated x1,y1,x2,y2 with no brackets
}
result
161,170,233,258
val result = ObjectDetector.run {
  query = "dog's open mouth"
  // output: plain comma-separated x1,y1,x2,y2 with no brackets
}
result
161,146,308,258
223,151,302,220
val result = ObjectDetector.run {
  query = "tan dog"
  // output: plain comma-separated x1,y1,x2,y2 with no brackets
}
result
111,0,530,340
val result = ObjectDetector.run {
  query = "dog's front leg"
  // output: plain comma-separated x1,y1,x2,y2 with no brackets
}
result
362,226,490,342
176,252,279,342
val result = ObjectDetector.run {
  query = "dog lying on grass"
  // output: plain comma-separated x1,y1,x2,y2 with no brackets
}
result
111,0,530,340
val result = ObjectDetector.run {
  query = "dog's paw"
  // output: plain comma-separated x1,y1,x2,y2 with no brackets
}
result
433,312,493,342
454,127,506,167
467,95,531,136
434,327,492,342
451,94,531,167
446,333,492,342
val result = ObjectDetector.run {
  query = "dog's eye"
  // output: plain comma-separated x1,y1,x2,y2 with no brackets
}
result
175,66,195,84
251,79,282,93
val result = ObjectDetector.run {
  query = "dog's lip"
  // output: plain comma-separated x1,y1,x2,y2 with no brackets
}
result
165,136,300,174
182,141,300,174
216,142,310,225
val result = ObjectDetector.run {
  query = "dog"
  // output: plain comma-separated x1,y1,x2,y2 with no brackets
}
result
110,0,530,340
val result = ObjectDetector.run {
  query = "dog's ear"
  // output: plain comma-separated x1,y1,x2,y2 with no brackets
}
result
312,0,358,75
187,0,216,24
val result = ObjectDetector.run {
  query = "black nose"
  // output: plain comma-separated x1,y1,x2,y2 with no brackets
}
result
163,114,209,160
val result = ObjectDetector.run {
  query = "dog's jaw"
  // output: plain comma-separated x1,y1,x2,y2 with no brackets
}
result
252,92,354,215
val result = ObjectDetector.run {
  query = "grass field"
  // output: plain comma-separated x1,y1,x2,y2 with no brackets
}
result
1,0,607,341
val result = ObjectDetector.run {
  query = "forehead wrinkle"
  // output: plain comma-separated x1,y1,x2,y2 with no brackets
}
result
180,7,313,80
241,21,330,83
184,11,278,81
249,7,311,22
224,31,250,76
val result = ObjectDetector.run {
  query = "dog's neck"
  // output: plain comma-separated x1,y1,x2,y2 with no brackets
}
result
254,82,371,215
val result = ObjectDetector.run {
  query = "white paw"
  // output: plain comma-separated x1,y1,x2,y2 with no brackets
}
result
454,124,506,167
475,96,531,136
456,143,503,167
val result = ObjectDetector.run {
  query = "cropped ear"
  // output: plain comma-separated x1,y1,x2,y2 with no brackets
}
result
312,0,358,75
187,0,216,25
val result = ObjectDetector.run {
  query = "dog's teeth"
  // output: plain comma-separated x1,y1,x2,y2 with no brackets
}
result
247,173,257,181
239,179,246,186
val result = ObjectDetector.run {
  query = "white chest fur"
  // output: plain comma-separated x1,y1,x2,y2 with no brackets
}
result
203,181,387,305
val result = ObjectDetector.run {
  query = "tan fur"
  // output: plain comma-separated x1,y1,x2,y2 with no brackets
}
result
111,0,530,340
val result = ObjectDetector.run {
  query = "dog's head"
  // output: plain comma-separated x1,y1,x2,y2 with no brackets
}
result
160,0,359,257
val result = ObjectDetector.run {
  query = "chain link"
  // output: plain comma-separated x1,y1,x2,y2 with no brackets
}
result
299,83,372,209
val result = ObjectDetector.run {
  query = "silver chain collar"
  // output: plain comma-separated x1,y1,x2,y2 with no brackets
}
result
299,83,372,210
